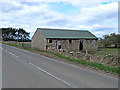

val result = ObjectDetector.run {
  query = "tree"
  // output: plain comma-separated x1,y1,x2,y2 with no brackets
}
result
17,28,30,42
1,27,30,42
99,33,120,48
100,34,111,47
109,33,120,48
2,27,16,41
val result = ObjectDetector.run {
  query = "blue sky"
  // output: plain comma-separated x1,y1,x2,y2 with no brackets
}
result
0,0,118,38
50,2,81,15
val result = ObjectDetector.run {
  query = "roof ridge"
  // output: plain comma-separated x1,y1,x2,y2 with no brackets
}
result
37,28,88,32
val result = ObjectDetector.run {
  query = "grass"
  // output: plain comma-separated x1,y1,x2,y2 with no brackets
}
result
2,42,18,47
94,47,119,56
2,42,120,74
23,43,31,48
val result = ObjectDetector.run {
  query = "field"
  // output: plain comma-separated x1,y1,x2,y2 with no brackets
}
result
94,48,119,57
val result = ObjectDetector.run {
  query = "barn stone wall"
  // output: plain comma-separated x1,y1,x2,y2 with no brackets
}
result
83,39,98,51
31,30,46,50
46,39,98,52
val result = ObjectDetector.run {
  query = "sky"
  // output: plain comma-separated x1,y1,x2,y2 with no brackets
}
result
0,0,119,38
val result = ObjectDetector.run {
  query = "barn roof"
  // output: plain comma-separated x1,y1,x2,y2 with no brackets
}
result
37,28,98,39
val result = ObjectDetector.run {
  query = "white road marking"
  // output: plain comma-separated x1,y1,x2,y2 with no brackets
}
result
3,44,118,80
29,63,76,88
39,55,119,80
8,51,19,58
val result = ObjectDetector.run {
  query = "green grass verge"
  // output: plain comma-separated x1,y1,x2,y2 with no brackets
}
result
2,42,18,47
2,42,120,74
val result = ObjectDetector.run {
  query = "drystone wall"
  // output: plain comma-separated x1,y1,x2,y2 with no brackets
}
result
47,49,119,67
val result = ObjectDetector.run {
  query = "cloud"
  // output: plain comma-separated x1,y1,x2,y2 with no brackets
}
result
70,2,118,24
0,0,118,38
2,0,118,5
65,2,118,37
1,1,22,12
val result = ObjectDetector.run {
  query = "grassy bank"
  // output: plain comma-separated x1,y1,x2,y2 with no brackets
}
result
2,42,120,74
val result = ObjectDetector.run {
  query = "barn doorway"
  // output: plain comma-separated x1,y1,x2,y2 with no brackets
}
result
56,40,61,49
79,40,83,51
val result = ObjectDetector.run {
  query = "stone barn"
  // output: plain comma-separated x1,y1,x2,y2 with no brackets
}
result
31,28,98,52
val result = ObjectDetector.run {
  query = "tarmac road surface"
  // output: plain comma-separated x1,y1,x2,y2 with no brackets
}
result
2,44,118,88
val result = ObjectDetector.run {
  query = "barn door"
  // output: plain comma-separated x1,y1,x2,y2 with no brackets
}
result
56,40,61,49
79,40,83,51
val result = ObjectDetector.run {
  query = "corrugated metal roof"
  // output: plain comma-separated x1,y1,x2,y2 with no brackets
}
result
38,28,98,39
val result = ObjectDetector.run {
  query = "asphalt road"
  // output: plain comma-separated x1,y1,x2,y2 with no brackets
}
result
1,44,118,88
